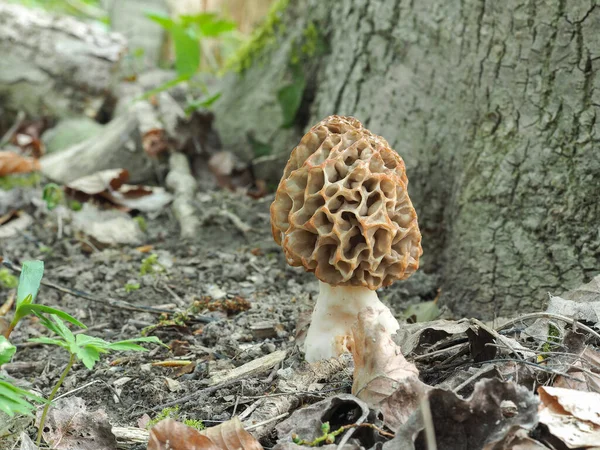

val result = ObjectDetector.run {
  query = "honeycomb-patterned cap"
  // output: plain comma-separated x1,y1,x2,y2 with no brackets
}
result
270,115,422,290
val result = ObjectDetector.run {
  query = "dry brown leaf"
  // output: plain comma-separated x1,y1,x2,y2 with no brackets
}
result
148,419,219,450
72,203,142,245
351,306,430,431
383,379,539,450
0,151,40,176
0,211,33,238
36,396,117,450
482,427,550,449
65,169,172,212
538,386,600,448
66,168,128,195
553,347,600,393
201,416,263,450
148,417,263,450
143,129,169,157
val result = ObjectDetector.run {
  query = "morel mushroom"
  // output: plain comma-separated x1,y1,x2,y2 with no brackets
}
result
270,116,422,362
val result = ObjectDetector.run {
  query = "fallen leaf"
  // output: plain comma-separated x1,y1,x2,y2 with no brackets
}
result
393,319,471,356
467,325,497,362
402,300,441,323
65,169,172,213
553,346,600,393
66,168,128,195
36,396,117,450
275,395,370,447
148,417,263,450
483,427,550,449
148,419,219,450
19,432,38,450
142,129,169,157
202,416,263,449
72,203,142,245
383,379,539,450
0,211,33,239
0,152,40,176
351,306,429,431
538,386,600,448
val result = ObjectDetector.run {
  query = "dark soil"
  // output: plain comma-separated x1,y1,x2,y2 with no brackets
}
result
1,185,438,443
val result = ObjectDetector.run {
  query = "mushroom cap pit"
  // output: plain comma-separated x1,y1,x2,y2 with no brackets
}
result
270,115,422,290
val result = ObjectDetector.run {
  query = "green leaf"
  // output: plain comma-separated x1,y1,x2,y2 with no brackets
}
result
184,92,221,114
28,337,69,349
42,183,64,211
0,379,46,417
402,301,441,323
277,67,306,128
145,11,175,30
107,336,163,351
16,260,44,307
0,336,16,365
138,74,191,100
199,19,237,37
21,305,87,330
172,24,201,77
247,134,273,158
180,13,237,37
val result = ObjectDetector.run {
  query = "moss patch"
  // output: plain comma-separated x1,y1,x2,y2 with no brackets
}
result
223,0,289,74
0,173,40,191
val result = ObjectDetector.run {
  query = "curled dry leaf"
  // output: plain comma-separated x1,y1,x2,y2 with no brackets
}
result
538,386,600,448
393,319,471,356
148,419,219,450
553,346,600,393
0,151,40,176
351,306,430,431
66,169,172,213
0,211,33,239
148,417,263,450
36,396,117,450
383,379,539,450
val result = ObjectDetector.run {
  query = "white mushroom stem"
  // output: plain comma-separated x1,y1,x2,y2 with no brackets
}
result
303,281,400,362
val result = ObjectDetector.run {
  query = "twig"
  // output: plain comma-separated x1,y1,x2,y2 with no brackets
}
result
52,378,123,405
245,412,289,431
1,258,214,318
420,397,437,450
137,378,243,416
452,366,494,394
162,282,186,307
495,312,600,341
0,111,25,148
412,342,467,361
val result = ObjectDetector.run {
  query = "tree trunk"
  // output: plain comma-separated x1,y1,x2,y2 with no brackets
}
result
213,0,600,318
0,3,125,120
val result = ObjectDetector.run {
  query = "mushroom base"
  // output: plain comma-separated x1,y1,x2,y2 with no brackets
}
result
303,281,400,362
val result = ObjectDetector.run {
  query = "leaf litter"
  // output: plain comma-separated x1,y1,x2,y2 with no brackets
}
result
2,113,600,450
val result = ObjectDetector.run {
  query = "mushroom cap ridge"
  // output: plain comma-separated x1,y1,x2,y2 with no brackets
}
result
270,115,422,290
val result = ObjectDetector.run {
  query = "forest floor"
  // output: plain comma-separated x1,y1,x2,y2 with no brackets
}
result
1,185,438,447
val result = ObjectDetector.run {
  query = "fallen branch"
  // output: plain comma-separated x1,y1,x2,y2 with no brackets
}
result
40,112,154,184
166,153,200,239
0,3,125,119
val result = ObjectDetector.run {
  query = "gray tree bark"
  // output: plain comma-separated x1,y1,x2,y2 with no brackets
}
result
213,0,600,318
0,2,125,119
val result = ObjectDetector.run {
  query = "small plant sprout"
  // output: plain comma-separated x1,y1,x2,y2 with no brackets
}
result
0,336,46,417
42,183,68,238
125,282,141,293
140,254,165,276
3,261,84,339
29,314,162,445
